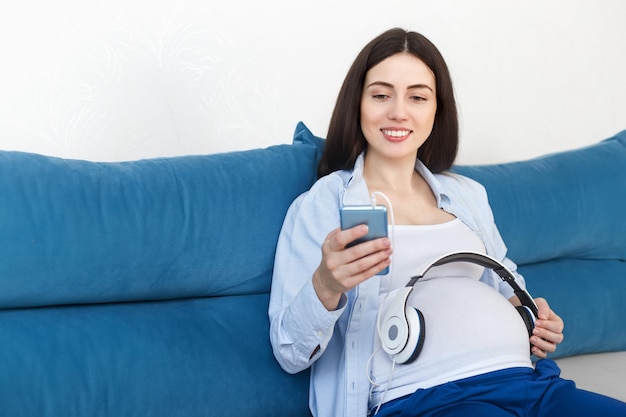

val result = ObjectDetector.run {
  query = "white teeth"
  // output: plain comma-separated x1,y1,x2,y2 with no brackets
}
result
382,129,410,137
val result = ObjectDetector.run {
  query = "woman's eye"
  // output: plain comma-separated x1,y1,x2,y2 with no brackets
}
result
372,94,389,100
410,96,427,102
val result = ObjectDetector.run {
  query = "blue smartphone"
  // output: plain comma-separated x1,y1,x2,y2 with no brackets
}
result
339,205,389,275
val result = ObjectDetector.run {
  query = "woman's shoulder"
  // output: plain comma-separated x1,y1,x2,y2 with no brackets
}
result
436,170,488,197
287,170,347,218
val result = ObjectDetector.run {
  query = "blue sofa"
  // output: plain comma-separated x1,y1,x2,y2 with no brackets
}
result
1,123,624,416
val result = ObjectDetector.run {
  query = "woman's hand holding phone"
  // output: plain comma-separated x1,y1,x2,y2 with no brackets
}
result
312,207,392,311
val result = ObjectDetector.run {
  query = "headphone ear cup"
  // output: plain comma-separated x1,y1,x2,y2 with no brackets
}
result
394,307,426,365
516,305,536,337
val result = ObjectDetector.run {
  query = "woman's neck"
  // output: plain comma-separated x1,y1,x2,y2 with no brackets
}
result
362,152,454,225
362,153,418,193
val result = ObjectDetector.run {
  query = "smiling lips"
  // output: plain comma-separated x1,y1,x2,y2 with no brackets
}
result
381,128,412,142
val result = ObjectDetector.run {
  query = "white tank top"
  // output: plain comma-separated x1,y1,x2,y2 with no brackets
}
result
370,219,532,407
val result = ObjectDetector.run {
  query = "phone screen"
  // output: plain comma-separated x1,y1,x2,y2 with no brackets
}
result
340,205,389,275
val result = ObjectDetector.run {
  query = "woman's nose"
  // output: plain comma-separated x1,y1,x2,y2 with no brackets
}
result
389,99,408,120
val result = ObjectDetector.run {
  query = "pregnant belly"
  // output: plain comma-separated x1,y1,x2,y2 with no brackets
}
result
398,277,533,387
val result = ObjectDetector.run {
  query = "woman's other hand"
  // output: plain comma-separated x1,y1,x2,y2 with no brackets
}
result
530,297,565,358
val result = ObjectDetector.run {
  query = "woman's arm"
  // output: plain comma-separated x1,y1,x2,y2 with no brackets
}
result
268,192,342,373
269,180,392,373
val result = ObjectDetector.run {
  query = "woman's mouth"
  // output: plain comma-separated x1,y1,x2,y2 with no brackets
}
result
381,128,412,142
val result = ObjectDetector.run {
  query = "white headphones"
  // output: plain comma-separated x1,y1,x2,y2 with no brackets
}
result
380,251,539,364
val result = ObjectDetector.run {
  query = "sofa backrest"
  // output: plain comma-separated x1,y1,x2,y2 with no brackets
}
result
2,123,624,310
454,130,626,265
0,123,323,309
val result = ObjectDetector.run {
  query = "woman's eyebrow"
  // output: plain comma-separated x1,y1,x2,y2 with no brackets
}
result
407,83,434,92
365,81,394,89
366,81,434,92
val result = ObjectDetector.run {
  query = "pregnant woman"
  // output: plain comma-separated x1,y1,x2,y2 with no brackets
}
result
268,27,626,417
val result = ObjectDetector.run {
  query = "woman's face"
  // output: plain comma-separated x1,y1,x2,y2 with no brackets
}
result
360,52,437,164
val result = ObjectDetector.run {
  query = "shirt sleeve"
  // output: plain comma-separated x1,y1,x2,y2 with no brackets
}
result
268,177,347,374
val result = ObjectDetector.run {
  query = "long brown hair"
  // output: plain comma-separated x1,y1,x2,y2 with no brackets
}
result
318,28,458,178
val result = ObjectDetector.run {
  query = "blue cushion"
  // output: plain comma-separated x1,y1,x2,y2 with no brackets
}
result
0,294,311,416
454,130,626,265
0,128,322,309
519,258,626,358
293,120,326,150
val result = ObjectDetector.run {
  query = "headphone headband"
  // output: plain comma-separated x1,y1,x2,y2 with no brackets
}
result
406,251,538,316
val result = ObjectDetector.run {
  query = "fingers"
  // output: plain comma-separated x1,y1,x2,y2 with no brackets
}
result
534,297,551,320
314,226,391,310
320,226,392,288
325,224,368,251
532,298,565,338
530,331,557,358
530,297,565,358
535,317,565,339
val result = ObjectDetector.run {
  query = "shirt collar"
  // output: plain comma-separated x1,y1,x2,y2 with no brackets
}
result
341,152,450,208
414,157,450,208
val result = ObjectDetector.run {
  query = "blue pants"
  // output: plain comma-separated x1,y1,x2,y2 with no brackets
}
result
374,359,626,417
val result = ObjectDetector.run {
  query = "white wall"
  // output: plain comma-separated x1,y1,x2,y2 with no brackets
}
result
1,0,624,164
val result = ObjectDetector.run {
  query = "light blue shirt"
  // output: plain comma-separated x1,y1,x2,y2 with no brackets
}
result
268,154,527,417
